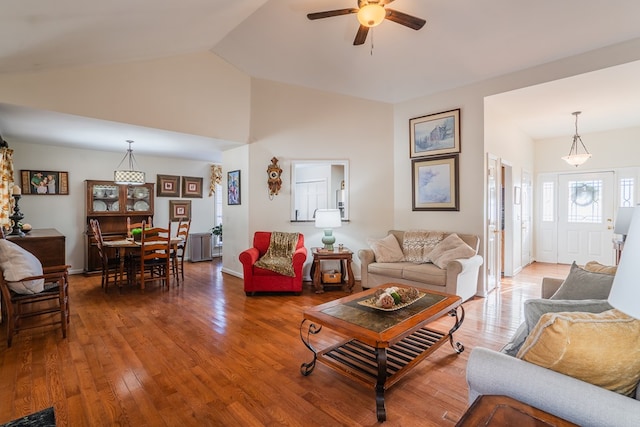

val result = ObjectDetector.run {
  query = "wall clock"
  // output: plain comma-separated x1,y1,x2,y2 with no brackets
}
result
267,157,282,199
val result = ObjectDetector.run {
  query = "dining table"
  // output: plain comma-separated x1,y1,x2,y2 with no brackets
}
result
104,237,184,290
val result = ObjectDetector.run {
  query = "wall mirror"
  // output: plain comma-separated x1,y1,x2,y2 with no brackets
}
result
291,160,349,222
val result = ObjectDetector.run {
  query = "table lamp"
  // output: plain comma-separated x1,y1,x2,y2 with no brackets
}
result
315,209,341,251
609,206,640,319
614,207,634,241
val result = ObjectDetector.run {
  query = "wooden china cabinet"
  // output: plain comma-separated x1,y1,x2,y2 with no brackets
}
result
85,179,155,273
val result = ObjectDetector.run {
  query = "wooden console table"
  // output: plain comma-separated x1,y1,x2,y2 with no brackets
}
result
7,228,66,267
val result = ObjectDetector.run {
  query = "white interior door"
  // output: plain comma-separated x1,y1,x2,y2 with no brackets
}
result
521,170,532,267
486,154,500,293
557,172,615,265
294,179,328,220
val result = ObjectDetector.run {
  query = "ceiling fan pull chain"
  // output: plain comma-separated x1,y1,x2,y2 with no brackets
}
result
370,29,374,56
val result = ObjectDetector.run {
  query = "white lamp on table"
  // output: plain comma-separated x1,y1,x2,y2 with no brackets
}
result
609,206,640,319
315,209,342,251
614,207,634,241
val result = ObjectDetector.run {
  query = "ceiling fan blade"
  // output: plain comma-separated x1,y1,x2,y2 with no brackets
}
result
307,9,358,20
353,25,369,45
385,9,426,30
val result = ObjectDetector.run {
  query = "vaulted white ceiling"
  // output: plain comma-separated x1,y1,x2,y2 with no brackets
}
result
1,0,640,159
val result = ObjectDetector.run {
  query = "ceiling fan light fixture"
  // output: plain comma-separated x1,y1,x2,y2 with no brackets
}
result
561,111,592,167
357,4,386,27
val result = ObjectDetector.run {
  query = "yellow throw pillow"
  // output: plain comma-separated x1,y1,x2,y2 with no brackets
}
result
516,309,640,396
584,260,617,275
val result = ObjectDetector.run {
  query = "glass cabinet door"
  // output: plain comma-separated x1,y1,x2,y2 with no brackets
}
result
90,183,120,213
126,185,152,213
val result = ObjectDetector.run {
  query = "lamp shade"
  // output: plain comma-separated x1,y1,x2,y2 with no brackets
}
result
608,206,640,319
357,4,386,27
561,152,592,167
315,209,342,229
114,140,145,185
114,170,145,185
614,207,634,236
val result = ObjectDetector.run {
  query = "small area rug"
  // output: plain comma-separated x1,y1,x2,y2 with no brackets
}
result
0,407,55,427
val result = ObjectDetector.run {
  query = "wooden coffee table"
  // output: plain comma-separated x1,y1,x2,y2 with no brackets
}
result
300,284,465,422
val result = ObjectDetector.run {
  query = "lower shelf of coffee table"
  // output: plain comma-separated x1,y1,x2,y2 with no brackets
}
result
317,327,448,390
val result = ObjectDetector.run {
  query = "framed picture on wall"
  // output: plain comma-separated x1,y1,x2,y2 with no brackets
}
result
169,200,191,221
182,176,203,198
409,109,460,158
228,170,241,205
412,154,459,211
20,170,69,195
156,174,180,197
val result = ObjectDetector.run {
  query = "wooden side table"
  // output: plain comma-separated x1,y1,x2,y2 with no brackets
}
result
456,395,578,426
310,247,355,294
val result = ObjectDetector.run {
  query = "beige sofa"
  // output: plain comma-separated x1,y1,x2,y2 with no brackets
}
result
358,230,483,302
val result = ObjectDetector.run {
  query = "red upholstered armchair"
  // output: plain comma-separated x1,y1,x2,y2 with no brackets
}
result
239,231,307,295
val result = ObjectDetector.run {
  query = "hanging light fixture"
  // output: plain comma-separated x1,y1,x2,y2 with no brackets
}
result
114,140,145,185
561,111,592,167
357,2,386,27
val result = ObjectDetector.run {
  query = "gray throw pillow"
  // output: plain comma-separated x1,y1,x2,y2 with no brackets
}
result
550,261,615,300
501,298,613,357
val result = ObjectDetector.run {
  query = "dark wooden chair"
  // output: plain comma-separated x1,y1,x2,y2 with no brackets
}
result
89,218,121,291
171,219,191,285
138,221,171,290
126,216,153,239
0,230,70,347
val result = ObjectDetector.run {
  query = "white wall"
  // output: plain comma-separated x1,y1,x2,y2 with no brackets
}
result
393,37,640,295
535,126,640,174
220,79,394,279
220,144,250,278
12,141,216,274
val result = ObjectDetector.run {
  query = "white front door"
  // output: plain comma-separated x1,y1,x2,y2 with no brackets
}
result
486,154,500,293
557,172,615,265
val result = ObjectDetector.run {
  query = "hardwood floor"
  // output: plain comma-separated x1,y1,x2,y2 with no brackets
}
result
0,260,569,426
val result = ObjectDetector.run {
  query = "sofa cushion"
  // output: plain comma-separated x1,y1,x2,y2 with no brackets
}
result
0,239,45,294
402,230,444,263
502,298,614,356
584,260,617,275
402,262,446,287
550,262,614,300
367,234,405,263
516,309,640,397
428,233,476,269
368,262,406,279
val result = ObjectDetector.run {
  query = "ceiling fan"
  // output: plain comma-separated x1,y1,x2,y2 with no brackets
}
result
307,0,426,46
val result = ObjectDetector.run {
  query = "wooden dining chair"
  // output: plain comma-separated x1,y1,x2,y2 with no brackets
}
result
0,229,70,347
171,219,191,285
89,219,121,292
138,221,171,290
127,216,153,238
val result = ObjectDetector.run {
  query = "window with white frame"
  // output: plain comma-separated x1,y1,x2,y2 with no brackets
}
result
542,181,554,222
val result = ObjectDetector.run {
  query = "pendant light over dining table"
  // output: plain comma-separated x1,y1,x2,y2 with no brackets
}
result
561,111,592,167
114,140,145,185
